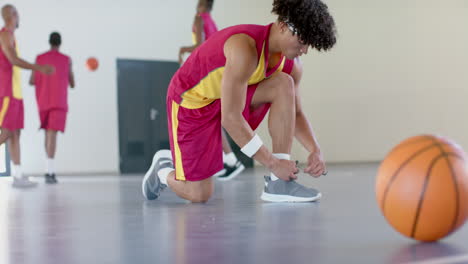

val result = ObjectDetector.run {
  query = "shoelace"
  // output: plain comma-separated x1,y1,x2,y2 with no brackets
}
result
295,160,328,176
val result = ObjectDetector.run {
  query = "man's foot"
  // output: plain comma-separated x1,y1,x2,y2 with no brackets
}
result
142,150,172,200
45,173,58,184
12,177,38,188
213,168,226,177
217,161,245,181
261,176,321,202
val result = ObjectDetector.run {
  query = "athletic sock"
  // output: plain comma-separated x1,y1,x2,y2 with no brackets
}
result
270,153,291,181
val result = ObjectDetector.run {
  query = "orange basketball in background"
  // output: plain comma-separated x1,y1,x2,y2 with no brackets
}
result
376,135,468,242
86,57,99,71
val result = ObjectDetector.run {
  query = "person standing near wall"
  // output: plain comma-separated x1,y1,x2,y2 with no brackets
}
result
0,4,54,187
29,32,75,184
178,0,245,181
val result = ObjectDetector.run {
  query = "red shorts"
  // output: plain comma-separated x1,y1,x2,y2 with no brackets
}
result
0,97,24,130
168,84,270,182
39,109,67,132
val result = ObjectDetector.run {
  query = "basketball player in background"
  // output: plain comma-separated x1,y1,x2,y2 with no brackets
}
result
179,0,245,181
30,32,75,184
0,4,54,187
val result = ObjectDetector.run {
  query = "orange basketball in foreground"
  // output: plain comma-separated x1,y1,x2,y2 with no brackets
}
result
86,57,99,71
376,135,468,242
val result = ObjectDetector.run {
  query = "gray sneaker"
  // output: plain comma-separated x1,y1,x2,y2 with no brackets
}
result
261,176,321,202
142,150,172,200
12,177,38,188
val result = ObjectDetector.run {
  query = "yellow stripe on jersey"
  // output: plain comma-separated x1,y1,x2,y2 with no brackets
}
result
180,41,269,109
12,43,22,99
180,67,224,109
192,32,197,45
0,97,10,126
12,66,21,99
247,42,266,85
274,57,287,75
171,101,186,181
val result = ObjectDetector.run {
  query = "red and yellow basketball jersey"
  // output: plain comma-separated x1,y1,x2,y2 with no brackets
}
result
192,12,218,44
169,23,294,109
34,50,71,111
0,27,22,100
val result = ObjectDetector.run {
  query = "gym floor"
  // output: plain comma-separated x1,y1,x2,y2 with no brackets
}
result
1,163,467,264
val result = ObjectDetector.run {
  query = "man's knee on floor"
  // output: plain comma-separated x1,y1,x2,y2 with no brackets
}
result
188,187,213,203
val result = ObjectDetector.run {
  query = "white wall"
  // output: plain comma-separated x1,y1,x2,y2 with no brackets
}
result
15,1,194,174
257,0,468,163
9,0,468,174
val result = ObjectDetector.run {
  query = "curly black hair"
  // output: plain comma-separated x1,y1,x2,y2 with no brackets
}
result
272,0,337,51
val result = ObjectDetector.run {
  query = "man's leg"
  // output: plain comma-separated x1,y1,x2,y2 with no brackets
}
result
251,72,295,178
0,96,13,144
9,130,37,187
167,172,214,203
142,98,221,203
142,150,215,203
216,128,245,181
221,129,233,154
9,130,23,180
250,72,321,202
9,130,21,170
45,129,58,183
251,72,296,156
45,129,57,159
0,128,12,145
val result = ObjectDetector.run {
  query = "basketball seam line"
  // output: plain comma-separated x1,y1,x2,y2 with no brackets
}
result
410,151,463,239
409,136,440,239
433,137,462,233
410,152,444,238
444,153,462,233
381,142,439,211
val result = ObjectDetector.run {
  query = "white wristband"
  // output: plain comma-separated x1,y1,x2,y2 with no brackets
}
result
241,134,263,158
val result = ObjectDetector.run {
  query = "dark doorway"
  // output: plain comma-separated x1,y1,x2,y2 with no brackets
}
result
117,59,178,173
117,59,253,174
